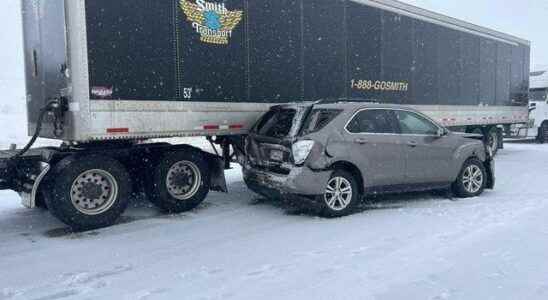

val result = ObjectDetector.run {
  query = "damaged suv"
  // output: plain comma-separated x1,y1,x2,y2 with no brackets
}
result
243,101,495,217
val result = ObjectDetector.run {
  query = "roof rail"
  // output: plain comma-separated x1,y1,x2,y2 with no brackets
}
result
314,98,381,105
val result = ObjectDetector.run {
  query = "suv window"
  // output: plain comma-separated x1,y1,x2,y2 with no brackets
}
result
255,108,297,138
346,109,397,134
395,110,439,135
301,109,342,135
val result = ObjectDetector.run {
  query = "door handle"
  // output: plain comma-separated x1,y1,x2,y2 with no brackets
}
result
354,138,368,145
407,141,418,147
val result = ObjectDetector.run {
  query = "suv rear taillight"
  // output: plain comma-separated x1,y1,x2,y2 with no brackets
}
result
292,140,315,165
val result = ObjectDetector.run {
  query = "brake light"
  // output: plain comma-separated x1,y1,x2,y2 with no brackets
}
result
292,140,315,165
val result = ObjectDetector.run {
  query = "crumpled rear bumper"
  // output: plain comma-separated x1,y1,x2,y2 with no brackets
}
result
243,165,332,197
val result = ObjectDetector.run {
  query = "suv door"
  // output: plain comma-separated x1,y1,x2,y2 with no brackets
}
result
394,110,455,184
344,109,407,188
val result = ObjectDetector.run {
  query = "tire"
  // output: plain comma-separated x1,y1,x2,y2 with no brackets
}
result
45,155,132,231
452,158,487,198
486,127,499,156
317,170,360,218
538,122,548,144
469,127,498,156
146,149,210,213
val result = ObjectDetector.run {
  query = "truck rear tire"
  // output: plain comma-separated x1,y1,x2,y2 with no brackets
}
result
146,149,210,213
486,127,499,156
468,127,498,156
538,122,548,144
45,155,132,231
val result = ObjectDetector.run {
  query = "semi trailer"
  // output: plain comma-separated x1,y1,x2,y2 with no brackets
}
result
0,0,530,230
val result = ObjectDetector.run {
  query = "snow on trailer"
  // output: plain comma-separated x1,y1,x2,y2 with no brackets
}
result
0,0,530,230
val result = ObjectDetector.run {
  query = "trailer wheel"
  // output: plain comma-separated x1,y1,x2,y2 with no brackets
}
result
539,121,548,144
146,149,210,213
486,127,499,156
469,127,498,156
45,155,131,231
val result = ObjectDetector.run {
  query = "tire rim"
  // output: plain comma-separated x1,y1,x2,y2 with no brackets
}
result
166,161,201,201
324,176,353,211
71,169,119,216
462,165,483,194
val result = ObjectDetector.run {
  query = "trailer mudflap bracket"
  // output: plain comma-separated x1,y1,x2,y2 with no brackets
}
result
0,148,58,207
18,162,51,208
204,152,228,193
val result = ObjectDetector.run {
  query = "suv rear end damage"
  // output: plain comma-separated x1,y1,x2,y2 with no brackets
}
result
243,104,339,198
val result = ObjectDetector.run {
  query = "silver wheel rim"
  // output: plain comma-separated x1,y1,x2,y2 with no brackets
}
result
71,169,119,216
462,165,483,194
324,176,353,211
166,161,201,201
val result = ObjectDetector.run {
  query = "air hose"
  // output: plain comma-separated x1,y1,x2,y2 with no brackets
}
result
10,98,66,162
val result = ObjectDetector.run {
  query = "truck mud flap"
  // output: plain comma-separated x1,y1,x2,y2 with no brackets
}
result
0,156,11,190
204,152,228,193
19,162,51,208
484,159,495,190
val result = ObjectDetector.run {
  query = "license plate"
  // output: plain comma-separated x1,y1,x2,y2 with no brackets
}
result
270,150,284,162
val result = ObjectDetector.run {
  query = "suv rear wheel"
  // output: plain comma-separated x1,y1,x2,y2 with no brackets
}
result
317,170,360,218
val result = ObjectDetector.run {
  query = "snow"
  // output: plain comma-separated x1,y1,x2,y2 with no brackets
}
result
1,100,548,299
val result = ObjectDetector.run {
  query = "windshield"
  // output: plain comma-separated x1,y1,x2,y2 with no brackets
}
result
530,89,547,102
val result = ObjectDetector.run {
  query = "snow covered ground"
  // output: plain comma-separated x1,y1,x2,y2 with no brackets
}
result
1,104,548,299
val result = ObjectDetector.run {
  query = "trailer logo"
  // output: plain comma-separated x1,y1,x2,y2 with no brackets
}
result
180,0,243,45
91,86,113,99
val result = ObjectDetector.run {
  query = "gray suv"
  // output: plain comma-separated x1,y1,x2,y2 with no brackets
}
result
243,101,495,217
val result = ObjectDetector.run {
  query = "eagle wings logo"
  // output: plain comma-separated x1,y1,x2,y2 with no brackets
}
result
180,0,243,45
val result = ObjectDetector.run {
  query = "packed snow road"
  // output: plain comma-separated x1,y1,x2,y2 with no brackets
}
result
1,142,547,300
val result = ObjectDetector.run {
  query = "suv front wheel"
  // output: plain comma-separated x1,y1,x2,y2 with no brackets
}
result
453,158,487,198
317,170,360,218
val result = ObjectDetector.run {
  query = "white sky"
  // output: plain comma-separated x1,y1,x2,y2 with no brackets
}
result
0,0,24,81
1,0,547,82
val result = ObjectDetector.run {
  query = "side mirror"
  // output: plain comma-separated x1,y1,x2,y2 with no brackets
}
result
436,128,447,138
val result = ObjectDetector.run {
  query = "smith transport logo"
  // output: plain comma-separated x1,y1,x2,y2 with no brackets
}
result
180,0,243,45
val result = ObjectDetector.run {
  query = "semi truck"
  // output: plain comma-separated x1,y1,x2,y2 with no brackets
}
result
527,69,548,142
0,0,530,230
